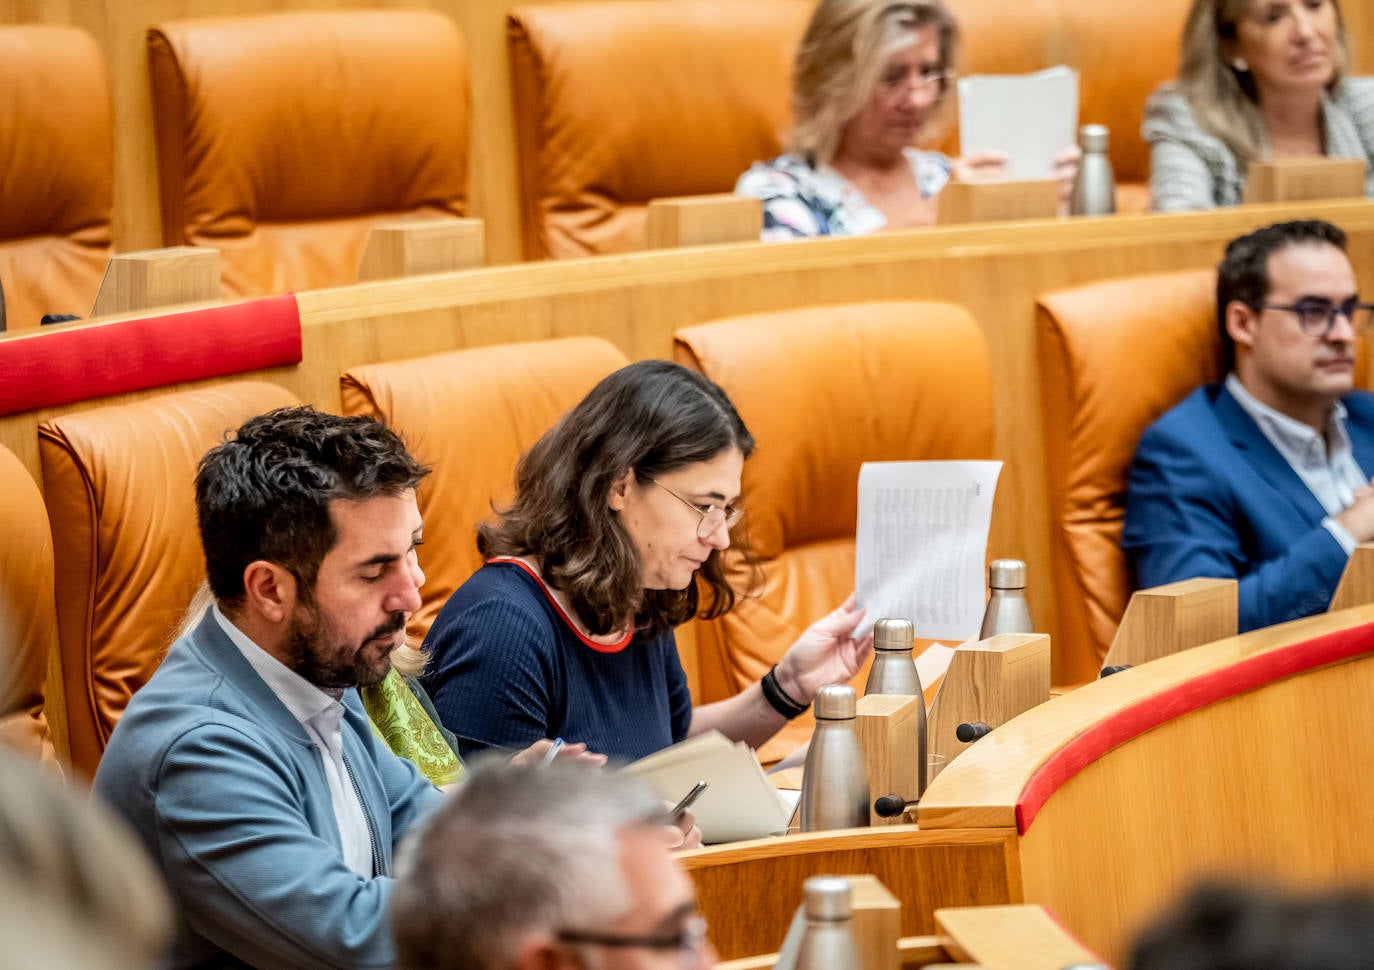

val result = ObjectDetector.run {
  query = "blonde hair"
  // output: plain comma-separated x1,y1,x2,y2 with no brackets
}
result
788,0,958,166
1176,0,1350,171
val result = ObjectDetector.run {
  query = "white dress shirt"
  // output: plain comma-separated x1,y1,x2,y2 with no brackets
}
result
213,605,374,877
1226,374,1370,554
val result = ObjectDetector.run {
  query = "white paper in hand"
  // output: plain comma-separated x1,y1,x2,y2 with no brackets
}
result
957,66,1079,178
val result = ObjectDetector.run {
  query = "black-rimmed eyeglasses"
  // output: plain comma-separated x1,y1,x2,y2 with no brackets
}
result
1253,297,1374,337
648,478,745,540
557,915,709,966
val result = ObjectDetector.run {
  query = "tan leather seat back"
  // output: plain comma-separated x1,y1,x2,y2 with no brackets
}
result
341,338,630,641
1036,270,1218,684
508,0,808,259
148,11,469,299
39,382,301,778
0,445,58,765
675,302,995,706
0,25,112,331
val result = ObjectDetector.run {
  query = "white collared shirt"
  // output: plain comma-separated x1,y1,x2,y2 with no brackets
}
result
213,605,374,877
1226,374,1370,554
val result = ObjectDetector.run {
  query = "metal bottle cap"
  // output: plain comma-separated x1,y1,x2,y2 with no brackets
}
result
813,684,856,720
802,876,853,920
1078,123,1110,153
872,617,914,652
988,559,1027,590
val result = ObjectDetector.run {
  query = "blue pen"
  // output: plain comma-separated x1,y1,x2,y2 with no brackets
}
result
540,737,565,767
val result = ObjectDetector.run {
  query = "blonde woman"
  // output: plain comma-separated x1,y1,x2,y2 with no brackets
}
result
1145,0,1374,211
735,0,1078,239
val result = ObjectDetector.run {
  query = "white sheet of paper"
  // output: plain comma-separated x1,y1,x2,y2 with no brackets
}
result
957,66,1079,179
915,642,957,689
855,460,1002,641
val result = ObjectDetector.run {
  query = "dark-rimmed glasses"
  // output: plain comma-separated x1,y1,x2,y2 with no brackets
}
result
1253,297,1374,337
647,478,744,540
557,915,709,967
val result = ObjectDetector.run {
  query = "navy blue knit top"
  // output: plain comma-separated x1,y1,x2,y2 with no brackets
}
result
421,559,693,763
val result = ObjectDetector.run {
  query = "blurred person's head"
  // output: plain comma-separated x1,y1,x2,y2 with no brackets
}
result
0,746,171,969
1215,220,1363,427
1177,0,1348,169
477,359,757,638
789,0,959,166
195,406,429,689
391,760,715,970
1129,880,1374,970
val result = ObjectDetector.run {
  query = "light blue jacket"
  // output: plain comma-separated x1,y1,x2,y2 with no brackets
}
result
93,611,444,969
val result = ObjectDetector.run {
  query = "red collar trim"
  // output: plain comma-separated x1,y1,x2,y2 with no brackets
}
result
487,557,634,654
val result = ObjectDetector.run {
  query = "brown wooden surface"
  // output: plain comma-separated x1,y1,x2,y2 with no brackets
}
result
926,634,1050,771
89,246,220,318
356,218,486,282
644,195,763,250
8,200,1374,684
935,905,1101,970
1328,542,1374,613
936,179,1059,226
1102,577,1238,671
857,693,926,826
680,825,1022,961
1242,157,1367,205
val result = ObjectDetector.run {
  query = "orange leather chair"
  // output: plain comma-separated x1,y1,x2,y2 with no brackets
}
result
341,338,630,642
1036,270,1219,684
0,444,59,765
674,302,995,749
147,10,470,299
39,382,300,778
0,25,113,331
508,0,809,259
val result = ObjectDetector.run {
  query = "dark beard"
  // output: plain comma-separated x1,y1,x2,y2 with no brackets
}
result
282,609,406,689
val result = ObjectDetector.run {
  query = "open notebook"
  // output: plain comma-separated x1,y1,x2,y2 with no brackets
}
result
626,730,797,844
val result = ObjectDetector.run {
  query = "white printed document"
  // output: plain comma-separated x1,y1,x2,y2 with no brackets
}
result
957,66,1079,179
855,460,1002,641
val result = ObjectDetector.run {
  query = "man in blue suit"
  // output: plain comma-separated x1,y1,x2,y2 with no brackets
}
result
1124,220,1374,632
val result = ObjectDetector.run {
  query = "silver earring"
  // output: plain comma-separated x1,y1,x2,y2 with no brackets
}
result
1232,57,1250,72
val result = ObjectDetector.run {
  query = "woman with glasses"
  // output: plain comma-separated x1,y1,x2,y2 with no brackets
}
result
420,360,872,761
735,0,1079,239
1145,0,1374,212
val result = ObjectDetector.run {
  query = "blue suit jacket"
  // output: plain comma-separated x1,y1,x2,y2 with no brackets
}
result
1123,384,1374,632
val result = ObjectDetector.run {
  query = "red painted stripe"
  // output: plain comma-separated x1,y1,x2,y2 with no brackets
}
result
0,294,302,416
487,556,634,653
1015,622,1374,834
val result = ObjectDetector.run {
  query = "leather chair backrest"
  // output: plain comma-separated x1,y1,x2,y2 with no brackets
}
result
508,0,809,259
147,11,470,299
39,382,300,778
0,25,113,331
674,301,995,709
1036,269,1218,684
340,337,630,641
0,444,59,765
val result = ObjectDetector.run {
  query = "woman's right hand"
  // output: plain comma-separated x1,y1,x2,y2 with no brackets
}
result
952,150,1011,183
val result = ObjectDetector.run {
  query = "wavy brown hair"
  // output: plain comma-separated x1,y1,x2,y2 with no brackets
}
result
478,360,757,637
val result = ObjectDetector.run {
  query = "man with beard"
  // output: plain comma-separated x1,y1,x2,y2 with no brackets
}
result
1124,220,1374,632
93,407,446,969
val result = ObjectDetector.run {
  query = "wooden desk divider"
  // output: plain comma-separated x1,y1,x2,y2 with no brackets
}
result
1328,542,1374,613
643,194,763,250
857,694,926,826
356,217,485,281
936,179,1059,226
850,875,903,970
1242,157,1367,205
89,247,220,318
926,633,1051,771
1102,577,1236,671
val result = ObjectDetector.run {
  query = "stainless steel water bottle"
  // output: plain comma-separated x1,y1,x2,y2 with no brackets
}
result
794,877,863,970
1069,123,1116,216
799,685,870,832
978,559,1035,639
864,616,929,798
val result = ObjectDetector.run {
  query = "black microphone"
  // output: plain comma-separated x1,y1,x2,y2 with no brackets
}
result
873,794,918,818
956,721,991,743
1100,664,1132,678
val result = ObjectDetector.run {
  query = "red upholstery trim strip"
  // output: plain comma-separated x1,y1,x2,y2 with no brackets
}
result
0,294,302,416
1015,622,1374,835
487,557,634,653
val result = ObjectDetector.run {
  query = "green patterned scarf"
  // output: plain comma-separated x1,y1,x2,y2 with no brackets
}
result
360,670,465,787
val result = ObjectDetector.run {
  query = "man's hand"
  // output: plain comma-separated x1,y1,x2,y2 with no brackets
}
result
508,738,608,768
773,594,874,706
1336,485,1374,543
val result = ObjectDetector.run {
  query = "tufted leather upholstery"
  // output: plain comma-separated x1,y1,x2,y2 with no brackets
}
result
0,445,58,765
341,338,630,642
39,382,300,778
508,0,809,259
1036,270,1219,684
0,25,113,331
147,11,470,299
674,302,995,735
